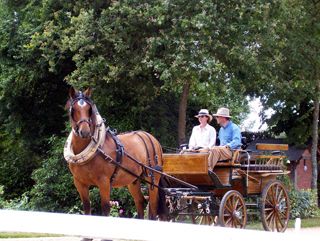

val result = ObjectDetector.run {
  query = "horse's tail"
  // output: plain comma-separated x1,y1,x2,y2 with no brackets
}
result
157,176,169,220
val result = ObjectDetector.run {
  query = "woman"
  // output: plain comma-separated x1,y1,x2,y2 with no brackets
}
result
188,109,216,150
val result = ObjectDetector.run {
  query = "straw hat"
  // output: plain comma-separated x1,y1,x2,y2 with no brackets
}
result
212,107,232,118
195,109,213,123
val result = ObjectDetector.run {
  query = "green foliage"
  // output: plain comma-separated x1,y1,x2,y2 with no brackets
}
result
110,187,137,218
0,132,40,199
289,189,319,219
277,175,319,219
0,0,319,213
27,135,81,213
0,185,7,208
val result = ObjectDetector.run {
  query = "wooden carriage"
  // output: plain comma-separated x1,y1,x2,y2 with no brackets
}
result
161,143,290,232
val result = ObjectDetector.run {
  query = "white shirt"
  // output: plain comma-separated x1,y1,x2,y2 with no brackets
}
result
188,124,216,149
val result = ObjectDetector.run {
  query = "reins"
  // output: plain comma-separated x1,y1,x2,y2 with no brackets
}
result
97,145,198,190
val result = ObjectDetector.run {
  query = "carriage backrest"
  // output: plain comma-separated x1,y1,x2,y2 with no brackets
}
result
255,143,288,152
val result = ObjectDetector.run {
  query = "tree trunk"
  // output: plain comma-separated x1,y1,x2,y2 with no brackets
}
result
178,80,191,146
311,83,319,193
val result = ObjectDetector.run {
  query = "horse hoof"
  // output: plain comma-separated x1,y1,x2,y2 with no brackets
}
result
81,238,93,241
101,239,113,241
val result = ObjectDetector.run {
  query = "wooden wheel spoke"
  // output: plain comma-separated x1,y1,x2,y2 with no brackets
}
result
225,200,234,214
233,215,243,227
236,202,244,212
275,214,285,231
265,195,275,207
265,209,275,222
276,189,284,203
225,216,233,226
233,196,240,208
269,187,277,206
261,181,289,232
219,191,246,229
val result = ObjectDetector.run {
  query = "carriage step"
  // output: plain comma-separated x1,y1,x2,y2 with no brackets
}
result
246,203,258,209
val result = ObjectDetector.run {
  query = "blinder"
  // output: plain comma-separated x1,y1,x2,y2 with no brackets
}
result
69,92,94,136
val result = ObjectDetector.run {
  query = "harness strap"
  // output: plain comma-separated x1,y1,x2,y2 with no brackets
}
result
133,131,161,189
140,131,159,166
97,139,198,191
106,127,124,184
134,132,152,175
97,147,164,190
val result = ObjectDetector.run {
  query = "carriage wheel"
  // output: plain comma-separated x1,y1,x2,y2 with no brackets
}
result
218,190,247,228
166,198,195,223
260,180,290,232
167,198,217,225
193,209,217,225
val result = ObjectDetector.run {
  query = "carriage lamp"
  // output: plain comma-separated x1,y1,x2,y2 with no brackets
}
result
303,159,307,172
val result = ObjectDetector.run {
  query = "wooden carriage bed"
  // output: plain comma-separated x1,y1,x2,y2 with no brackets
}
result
162,143,289,195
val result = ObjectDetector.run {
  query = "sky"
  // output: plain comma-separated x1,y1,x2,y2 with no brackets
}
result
241,98,274,132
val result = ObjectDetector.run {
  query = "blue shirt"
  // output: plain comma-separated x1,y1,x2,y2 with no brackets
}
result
219,121,242,150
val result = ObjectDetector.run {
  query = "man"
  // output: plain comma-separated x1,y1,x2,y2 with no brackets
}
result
188,109,216,150
209,107,242,170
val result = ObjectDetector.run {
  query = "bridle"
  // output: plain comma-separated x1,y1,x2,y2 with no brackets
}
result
69,92,95,137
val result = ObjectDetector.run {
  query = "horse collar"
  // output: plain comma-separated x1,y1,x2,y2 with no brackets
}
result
64,113,106,164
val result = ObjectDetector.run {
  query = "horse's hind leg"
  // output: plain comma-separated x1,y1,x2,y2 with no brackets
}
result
128,180,145,219
147,175,161,220
74,179,91,215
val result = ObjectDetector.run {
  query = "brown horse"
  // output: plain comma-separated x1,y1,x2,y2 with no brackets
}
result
64,87,165,222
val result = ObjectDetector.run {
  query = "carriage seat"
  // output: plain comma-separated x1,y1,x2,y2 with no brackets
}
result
215,137,249,164
239,143,288,172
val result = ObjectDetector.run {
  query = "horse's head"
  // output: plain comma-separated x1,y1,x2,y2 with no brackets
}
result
67,87,95,139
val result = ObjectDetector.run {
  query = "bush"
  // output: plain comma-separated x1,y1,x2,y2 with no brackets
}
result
0,185,7,208
277,175,319,219
289,189,319,219
27,135,81,213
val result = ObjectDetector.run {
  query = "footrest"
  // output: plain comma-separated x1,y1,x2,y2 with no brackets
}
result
208,171,231,188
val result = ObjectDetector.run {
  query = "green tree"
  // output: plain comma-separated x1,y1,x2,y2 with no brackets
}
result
0,0,69,198
243,0,320,198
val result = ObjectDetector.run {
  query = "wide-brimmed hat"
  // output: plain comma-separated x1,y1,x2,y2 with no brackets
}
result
212,107,232,118
195,109,213,122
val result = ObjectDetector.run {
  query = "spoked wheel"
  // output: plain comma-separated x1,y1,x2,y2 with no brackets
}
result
194,210,217,225
218,190,247,228
167,198,196,223
260,180,290,232
166,197,217,225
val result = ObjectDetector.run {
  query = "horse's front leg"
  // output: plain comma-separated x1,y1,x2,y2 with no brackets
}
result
74,179,91,215
99,179,112,216
128,180,145,219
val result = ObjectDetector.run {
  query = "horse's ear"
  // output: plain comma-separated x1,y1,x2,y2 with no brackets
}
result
69,87,76,99
84,87,92,98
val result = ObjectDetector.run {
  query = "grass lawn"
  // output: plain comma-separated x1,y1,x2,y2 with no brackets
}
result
0,232,62,239
247,216,320,230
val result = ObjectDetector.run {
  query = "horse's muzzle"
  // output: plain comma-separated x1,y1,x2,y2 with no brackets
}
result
76,118,92,138
79,129,91,138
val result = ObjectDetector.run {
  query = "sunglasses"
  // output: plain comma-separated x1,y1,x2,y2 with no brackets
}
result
199,116,208,118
